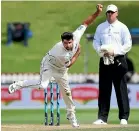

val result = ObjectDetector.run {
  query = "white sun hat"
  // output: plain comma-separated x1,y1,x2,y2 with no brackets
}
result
106,4,118,13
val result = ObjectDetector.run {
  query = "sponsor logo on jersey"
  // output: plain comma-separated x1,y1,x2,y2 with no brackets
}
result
77,25,84,30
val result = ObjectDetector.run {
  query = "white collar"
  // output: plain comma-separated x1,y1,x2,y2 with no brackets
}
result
106,19,118,27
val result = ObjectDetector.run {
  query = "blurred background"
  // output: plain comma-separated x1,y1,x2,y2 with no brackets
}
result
1,1,139,125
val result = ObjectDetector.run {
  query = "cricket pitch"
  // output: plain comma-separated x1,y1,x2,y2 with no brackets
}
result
2,124,139,131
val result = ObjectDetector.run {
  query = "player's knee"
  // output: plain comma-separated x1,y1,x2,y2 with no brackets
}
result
64,88,71,96
40,80,49,89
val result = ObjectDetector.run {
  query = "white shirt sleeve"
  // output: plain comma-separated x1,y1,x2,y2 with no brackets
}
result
73,25,87,42
93,26,102,56
114,25,132,55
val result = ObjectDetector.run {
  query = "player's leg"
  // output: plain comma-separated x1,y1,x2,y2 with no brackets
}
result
112,56,129,124
93,58,112,125
8,65,51,94
54,73,79,127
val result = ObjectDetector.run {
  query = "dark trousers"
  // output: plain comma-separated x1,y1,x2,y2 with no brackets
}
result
98,55,130,122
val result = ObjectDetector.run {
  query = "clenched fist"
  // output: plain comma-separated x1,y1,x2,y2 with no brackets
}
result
96,4,103,13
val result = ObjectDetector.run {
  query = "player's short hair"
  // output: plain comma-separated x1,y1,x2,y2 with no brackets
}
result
61,32,73,41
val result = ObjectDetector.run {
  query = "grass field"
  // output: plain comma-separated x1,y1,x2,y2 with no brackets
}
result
1,109,139,131
1,1,139,73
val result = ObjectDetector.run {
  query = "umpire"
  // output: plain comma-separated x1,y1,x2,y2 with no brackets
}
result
93,4,132,125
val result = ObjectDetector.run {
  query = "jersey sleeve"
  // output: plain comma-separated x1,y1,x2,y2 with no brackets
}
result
72,25,87,42
93,25,102,56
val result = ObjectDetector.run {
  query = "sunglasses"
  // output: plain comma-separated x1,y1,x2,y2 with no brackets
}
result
107,11,115,14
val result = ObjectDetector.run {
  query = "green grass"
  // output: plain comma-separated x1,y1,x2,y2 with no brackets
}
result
2,109,139,131
1,109,139,124
1,1,139,73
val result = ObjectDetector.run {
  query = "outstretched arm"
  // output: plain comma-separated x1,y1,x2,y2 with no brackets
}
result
83,4,103,27
72,4,103,42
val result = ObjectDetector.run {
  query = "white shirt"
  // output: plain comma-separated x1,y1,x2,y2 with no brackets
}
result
93,20,132,56
45,25,87,69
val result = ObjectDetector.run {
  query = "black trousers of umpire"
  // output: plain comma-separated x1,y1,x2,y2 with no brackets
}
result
98,55,130,122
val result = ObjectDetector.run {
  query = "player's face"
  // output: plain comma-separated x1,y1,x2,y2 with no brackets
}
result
62,39,74,51
106,11,118,23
